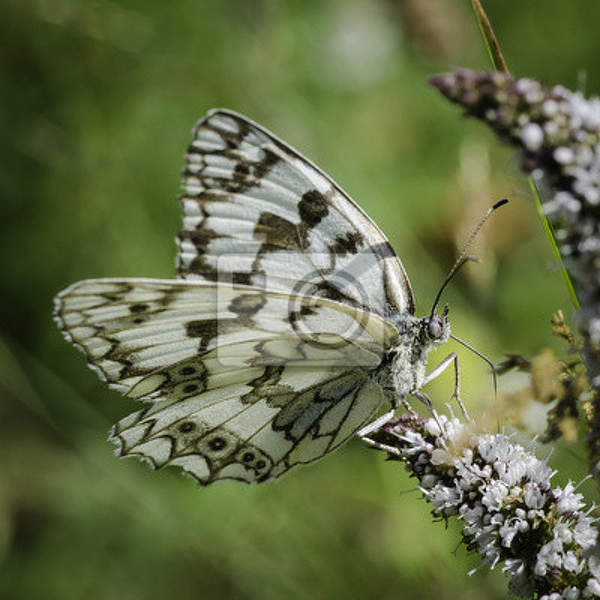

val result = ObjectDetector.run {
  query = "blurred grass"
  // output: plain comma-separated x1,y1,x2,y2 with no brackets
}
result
3,0,600,598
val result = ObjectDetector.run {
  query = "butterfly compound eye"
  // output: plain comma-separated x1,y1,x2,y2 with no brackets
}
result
428,317,443,339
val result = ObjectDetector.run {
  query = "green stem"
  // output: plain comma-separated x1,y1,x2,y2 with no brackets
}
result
529,179,580,309
469,0,509,74
469,0,580,309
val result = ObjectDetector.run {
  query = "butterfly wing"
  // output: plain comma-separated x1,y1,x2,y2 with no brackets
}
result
54,278,397,483
178,109,415,317
110,366,384,484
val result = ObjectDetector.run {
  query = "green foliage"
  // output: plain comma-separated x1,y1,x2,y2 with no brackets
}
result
2,1,600,598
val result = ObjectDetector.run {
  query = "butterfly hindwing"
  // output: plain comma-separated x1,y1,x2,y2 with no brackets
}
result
178,109,415,317
109,365,384,484
54,278,397,483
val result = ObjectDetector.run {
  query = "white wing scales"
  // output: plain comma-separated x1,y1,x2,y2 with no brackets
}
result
55,278,396,387
178,109,415,317
109,366,383,484
54,108,415,485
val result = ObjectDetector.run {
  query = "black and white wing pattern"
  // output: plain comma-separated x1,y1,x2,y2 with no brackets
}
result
54,278,399,484
178,109,415,317
54,109,420,485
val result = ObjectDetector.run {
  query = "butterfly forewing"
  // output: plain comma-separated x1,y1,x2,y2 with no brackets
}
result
54,278,396,387
178,109,415,317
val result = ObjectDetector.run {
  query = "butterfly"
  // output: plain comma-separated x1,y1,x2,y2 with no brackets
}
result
54,109,459,485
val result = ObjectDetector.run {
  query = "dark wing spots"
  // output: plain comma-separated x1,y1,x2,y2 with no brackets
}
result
130,304,148,313
228,294,266,316
186,318,243,354
329,231,365,255
185,320,219,353
298,190,329,227
234,163,250,179
313,281,357,306
186,320,218,339
254,211,302,250
208,437,227,451
180,229,224,281
369,241,397,259
232,272,252,285
178,421,196,433
289,304,318,326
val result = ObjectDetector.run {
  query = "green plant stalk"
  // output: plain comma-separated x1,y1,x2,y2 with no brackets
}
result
469,0,580,309
529,179,581,309
469,0,509,73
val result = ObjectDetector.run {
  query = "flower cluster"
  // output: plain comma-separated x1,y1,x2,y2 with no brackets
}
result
364,412,600,599
429,70,600,390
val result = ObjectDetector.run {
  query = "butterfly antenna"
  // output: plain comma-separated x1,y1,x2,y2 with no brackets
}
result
430,198,509,316
450,333,498,399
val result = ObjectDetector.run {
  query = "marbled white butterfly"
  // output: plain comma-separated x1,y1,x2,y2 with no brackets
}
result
55,109,485,485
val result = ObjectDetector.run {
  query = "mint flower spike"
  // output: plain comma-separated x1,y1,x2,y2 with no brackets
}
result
429,69,600,396
361,412,600,599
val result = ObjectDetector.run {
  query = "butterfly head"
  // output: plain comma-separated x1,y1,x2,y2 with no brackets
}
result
420,304,450,349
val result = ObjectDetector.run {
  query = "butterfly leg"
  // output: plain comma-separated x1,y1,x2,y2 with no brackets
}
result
359,431,402,456
422,352,468,419
357,409,396,439
357,388,416,453
358,410,407,456
411,389,447,435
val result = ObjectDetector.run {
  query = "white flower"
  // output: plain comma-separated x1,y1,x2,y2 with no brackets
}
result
503,557,525,574
430,447,451,465
543,99,560,117
566,146,600,205
425,418,443,437
574,518,598,549
584,577,600,597
555,483,586,514
564,587,581,599
544,191,582,215
562,551,582,573
425,70,600,596
365,411,600,599
523,482,546,509
555,146,576,164
569,93,600,130
588,556,600,579
427,482,462,510
500,456,528,487
460,503,484,525
521,122,544,150
554,521,574,544
481,480,509,511
420,474,438,489
398,430,427,454
499,516,529,547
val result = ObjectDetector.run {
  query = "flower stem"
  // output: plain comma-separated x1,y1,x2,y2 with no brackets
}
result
469,0,509,74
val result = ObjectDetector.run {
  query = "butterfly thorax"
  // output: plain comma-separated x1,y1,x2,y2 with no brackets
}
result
373,311,451,402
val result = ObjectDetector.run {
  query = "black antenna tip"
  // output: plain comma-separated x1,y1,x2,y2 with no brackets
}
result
492,198,509,210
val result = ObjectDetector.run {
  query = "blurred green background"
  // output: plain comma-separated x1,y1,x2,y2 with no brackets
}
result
3,1,600,598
